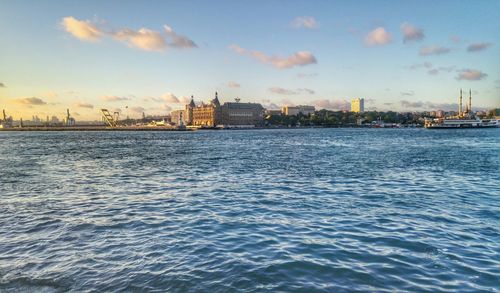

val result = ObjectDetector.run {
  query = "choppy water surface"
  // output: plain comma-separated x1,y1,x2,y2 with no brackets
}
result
0,128,499,292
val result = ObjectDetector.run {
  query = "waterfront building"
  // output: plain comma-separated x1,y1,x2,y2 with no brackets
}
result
221,101,264,127
281,105,315,116
184,92,264,127
351,98,364,113
436,110,445,118
190,92,222,127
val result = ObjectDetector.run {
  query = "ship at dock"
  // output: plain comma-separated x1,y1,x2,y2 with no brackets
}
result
424,90,499,129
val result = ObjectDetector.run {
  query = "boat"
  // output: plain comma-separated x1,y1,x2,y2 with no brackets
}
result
424,90,499,129
425,118,499,129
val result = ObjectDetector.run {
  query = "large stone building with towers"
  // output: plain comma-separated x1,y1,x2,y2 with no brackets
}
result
178,92,264,127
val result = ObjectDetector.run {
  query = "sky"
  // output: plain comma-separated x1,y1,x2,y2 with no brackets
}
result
1,0,499,120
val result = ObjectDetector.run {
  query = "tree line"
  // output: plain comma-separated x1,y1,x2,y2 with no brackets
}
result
265,110,426,127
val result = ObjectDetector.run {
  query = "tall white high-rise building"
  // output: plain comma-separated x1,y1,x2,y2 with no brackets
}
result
351,98,364,113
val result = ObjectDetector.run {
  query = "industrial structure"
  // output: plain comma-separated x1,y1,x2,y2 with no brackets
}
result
63,109,76,126
101,109,119,127
1,109,13,128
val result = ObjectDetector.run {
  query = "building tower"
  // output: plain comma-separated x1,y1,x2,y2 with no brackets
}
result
459,89,463,117
212,91,221,107
469,89,472,115
351,98,364,113
185,95,195,125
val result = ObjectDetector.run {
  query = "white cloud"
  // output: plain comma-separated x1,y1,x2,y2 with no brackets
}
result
228,81,241,88
16,97,47,105
75,102,94,109
400,100,424,108
61,16,102,42
408,62,456,76
113,28,166,51
269,87,296,95
427,66,455,75
263,102,280,110
291,16,319,29
130,106,145,113
300,88,315,94
312,99,349,110
101,95,131,102
142,93,180,103
297,73,318,78
365,27,392,46
163,25,197,48
160,92,179,103
112,25,196,52
143,96,161,103
400,91,415,96
467,42,492,52
399,100,473,111
456,69,487,81
229,44,317,69
269,87,315,95
408,62,433,70
61,16,196,52
159,104,172,112
179,96,192,104
400,22,424,43
42,90,58,98
419,45,451,56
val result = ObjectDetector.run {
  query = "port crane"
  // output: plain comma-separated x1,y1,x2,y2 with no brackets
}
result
101,109,119,127
1,109,13,128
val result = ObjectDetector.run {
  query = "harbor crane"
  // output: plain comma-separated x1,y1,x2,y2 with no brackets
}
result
1,109,13,128
101,109,118,127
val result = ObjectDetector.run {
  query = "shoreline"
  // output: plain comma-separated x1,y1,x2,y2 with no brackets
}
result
0,125,423,132
0,126,193,132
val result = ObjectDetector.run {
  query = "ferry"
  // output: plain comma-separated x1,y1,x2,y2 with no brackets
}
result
424,89,499,129
425,118,499,129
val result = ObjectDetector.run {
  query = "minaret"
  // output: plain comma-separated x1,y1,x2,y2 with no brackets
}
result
459,89,463,117
469,89,472,114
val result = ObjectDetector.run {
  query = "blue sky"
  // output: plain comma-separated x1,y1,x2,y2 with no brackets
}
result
0,0,499,120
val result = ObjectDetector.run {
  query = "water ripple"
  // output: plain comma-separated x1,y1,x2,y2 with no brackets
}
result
0,128,499,292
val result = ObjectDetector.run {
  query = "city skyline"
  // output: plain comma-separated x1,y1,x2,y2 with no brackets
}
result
1,0,499,120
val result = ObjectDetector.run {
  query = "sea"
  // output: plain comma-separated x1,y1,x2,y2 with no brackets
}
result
0,128,499,292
